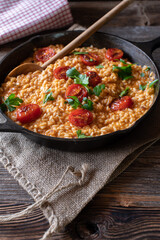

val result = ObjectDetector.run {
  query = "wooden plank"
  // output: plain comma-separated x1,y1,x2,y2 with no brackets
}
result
69,1,160,27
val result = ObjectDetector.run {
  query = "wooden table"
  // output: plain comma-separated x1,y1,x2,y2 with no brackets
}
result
0,1,160,239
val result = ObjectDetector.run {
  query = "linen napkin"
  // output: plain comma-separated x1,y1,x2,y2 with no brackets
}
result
0,0,73,45
0,27,160,240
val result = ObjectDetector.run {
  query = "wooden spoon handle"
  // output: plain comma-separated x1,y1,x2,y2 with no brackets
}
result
42,0,135,69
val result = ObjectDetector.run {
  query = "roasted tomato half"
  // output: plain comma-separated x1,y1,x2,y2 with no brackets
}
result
65,84,88,102
86,71,102,87
110,96,133,111
69,109,93,127
35,47,55,63
105,48,123,61
80,53,100,66
53,66,70,80
16,104,42,124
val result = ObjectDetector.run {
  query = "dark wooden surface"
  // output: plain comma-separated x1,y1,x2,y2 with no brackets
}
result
0,1,160,239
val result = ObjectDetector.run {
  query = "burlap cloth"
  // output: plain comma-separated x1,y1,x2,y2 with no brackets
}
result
0,28,160,240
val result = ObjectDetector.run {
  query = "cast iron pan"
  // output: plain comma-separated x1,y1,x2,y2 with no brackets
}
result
0,31,160,151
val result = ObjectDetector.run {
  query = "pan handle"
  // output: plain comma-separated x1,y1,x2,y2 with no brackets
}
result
0,113,22,132
132,36,160,59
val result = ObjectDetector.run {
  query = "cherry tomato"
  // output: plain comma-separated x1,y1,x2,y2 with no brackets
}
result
35,47,55,63
69,109,93,127
53,66,70,80
86,71,102,87
105,48,123,61
65,84,88,102
80,53,100,66
16,104,42,124
110,96,133,111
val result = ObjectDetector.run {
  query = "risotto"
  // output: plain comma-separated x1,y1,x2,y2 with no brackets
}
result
0,45,157,138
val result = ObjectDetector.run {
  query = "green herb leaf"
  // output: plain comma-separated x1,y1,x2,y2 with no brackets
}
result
119,87,130,97
139,83,148,91
82,97,93,110
89,58,94,62
74,74,89,85
145,66,151,71
66,67,80,78
93,84,105,96
149,79,159,88
0,94,23,112
65,96,94,110
120,59,127,64
66,67,90,91
65,96,81,109
96,64,104,69
73,51,88,55
113,64,133,80
43,89,54,104
76,130,90,138
141,72,145,77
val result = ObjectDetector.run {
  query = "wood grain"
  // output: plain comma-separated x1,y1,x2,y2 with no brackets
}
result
0,1,160,239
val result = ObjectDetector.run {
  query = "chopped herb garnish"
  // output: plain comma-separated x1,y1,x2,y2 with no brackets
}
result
65,96,81,109
93,84,105,96
139,83,148,91
66,67,80,78
0,94,23,112
43,89,54,104
89,58,94,62
149,79,159,88
145,66,151,71
73,51,88,55
65,96,93,110
96,64,104,69
113,64,133,80
76,130,90,138
120,59,127,64
66,67,89,91
141,72,145,77
119,87,130,97
82,97,93,110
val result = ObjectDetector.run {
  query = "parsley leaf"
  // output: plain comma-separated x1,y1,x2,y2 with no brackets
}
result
141,72,145,77
119,87,130,97
65,96,81,109
76,130,90,138
0,94,23,112
96,64,104,69
65,96,93,110
93,84,105,96
149,79,159,88
43,89,54,104
145,66,151,71
82,97,93,110
73,51,88,55
66,67,89,90
139,83,148,91
113,64,133,80
66,67,80,78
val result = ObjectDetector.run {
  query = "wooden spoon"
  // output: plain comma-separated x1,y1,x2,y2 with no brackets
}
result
8,0,135,78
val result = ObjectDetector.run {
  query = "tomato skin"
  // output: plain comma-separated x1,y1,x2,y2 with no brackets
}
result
80,53,100,66
16,104,42,124
105,48,123,61
35,47,55,63
86,71,102,87
69,109,93,127
65,84,88,102
53,66,70,80
110,96,133,111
